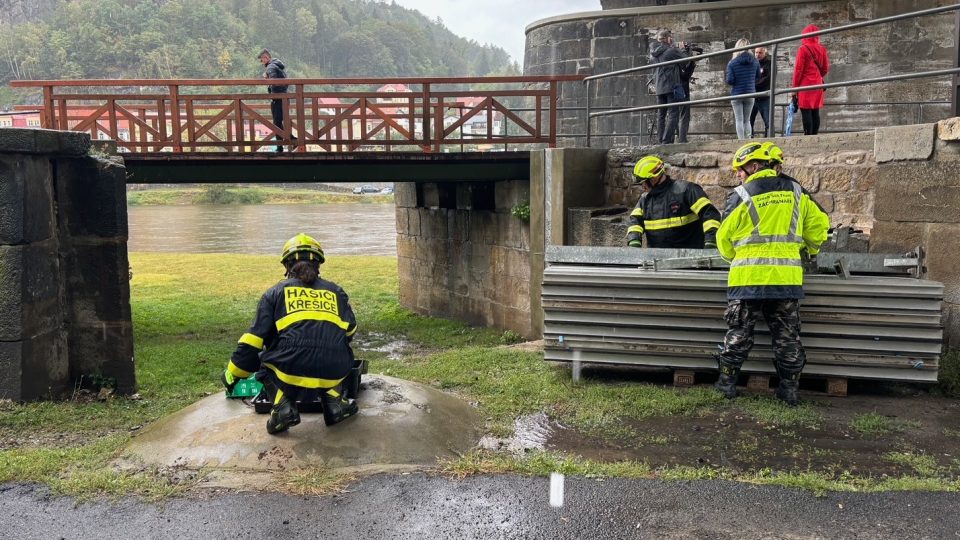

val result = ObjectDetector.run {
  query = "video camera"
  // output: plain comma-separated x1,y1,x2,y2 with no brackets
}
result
684,43,705,54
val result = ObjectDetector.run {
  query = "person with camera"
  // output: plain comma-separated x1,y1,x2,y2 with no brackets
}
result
677,43,703,143
650,29,690,145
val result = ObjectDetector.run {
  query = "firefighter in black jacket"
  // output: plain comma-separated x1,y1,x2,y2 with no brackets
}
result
222,233,359,434
627,155,721,249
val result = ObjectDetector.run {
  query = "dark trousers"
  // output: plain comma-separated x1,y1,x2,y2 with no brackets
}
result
800,108,821,135
656,93,680,144
270,98,285,148
677,98,691,143
751,96,770,136
716,299,806,378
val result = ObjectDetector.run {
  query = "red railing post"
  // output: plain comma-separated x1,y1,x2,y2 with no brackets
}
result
295,83,306,152
421,83,431,150
41,85,54,129
169,85,182,153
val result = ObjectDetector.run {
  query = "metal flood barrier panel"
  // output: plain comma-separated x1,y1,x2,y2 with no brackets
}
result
542,248,944,383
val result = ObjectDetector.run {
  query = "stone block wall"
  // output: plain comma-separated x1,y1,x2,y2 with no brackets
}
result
525,0,954,147
0,128,135,400
872,120,960,345
588,131,877,246
396,180,534,338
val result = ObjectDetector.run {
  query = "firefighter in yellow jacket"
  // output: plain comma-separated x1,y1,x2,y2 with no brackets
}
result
222,233,359,434
627,155,722,249
714,142,830,405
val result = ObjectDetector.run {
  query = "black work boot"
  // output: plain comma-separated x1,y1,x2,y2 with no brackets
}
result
321,391,358,426
775,377,800,407
266,395,301,434
714,365,739,400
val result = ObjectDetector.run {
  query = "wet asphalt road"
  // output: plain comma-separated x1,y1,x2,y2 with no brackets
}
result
4,474,960,539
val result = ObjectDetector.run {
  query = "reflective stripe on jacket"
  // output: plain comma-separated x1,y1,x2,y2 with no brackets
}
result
229,277,357,388
717,169,829,299
627,176,721,249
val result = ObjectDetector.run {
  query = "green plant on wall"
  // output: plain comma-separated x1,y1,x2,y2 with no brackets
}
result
511,202,530,222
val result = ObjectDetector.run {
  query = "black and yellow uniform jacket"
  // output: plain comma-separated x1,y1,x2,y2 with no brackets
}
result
717,169,830,300
228,277,358,389
626,176,722,248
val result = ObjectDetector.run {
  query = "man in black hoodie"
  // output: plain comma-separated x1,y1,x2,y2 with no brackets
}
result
650,30,690,145
259,48,291,152
750,47,771,137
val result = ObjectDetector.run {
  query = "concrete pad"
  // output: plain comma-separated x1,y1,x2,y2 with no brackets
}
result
121,375,482,474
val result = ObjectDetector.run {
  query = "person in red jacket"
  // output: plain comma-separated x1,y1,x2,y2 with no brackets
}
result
791,24,830,135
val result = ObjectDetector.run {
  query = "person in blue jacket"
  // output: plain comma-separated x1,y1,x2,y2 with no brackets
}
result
725,38,761,140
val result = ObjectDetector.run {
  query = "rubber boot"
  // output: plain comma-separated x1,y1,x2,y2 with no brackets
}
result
266,392,301,434
775,375,801,407
713,365,739,400
321,388,358,427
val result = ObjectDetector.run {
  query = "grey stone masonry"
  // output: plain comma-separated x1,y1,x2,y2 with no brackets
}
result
397,179,534,338
525,0,954,147
0,128,135,400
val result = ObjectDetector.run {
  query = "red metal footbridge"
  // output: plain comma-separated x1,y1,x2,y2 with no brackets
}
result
10,76,580,183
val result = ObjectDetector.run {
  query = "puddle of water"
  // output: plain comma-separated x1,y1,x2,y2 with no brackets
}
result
354,332,417,360
479,412,552,454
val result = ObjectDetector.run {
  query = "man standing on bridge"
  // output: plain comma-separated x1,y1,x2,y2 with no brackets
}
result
626,155,721,249
713,142,829,406
258,48,292,152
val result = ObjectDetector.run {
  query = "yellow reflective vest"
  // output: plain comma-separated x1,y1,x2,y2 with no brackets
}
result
717,169,830,299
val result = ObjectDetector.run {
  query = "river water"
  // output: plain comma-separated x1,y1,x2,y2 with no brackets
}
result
127,203,397,256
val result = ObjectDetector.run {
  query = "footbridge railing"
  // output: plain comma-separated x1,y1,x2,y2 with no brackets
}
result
10,76,582,153
582,3,960,146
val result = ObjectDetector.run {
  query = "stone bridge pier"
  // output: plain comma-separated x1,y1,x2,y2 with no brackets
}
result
0,129,134,400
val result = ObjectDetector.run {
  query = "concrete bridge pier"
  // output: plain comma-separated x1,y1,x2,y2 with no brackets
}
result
0,129,135,400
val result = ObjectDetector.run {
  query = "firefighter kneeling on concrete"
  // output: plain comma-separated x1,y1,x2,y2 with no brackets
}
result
221,233,359,434
714,142,830,406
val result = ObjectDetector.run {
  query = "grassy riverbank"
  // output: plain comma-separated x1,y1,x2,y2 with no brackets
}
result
127,187,393,206
1,253,958,498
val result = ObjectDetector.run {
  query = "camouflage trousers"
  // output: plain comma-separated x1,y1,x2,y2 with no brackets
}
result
716,299,806,378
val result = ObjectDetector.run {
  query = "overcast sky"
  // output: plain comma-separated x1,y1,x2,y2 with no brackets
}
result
389,0,602,66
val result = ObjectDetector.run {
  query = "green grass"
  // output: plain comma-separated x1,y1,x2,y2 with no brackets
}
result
1,252,957,497
732,394,824,429
884,452,943,477
940,349,960,397
127,187,393,206
850,412,922,435
441,451,960,495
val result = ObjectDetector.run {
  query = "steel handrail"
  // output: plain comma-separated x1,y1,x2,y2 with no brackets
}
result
584,3,960,146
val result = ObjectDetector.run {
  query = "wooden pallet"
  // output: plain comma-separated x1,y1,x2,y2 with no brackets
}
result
671,369,849,397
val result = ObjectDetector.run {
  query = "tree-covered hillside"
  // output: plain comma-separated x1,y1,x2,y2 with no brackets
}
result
0,0,518,107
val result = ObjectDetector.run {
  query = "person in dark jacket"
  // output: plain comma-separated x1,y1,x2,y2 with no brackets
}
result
725,38,760,140
258,48,292,152
650,29,690,145
677,49,700,143
626,155,721,249
222,233,359,434
750,47,771,137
